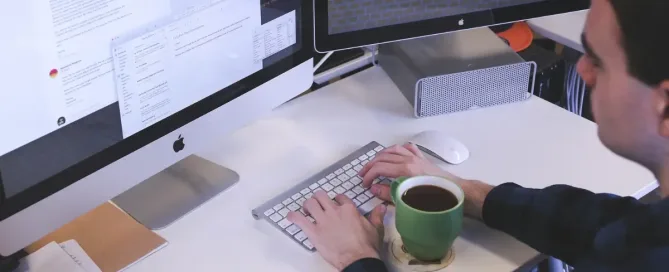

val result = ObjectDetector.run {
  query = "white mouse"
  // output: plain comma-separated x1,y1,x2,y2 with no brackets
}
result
408,130,470,165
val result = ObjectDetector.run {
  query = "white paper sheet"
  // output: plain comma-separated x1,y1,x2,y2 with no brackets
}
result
59,240,102,272
15,242,86,272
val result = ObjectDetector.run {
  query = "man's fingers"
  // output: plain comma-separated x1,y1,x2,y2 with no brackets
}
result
335,194,355,206
382,145,414,157
287,211,316,235
361,162,401,187
313,190,337,211
371,184,392,202
403,143,425,158
303,197,325,220
359,153,405,177
368,204,387,230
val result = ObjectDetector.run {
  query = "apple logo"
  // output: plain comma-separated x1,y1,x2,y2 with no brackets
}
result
173,134,185,153
458,19,464,26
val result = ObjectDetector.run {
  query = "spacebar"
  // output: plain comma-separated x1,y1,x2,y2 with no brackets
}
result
358,197,384,215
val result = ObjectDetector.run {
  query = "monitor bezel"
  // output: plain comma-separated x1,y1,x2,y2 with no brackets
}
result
0,0,314,221
314,0,590,52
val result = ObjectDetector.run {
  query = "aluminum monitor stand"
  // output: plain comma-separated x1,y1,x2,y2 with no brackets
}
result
112,155,239,230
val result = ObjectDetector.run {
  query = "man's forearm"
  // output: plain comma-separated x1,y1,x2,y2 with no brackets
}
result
457,179,494,220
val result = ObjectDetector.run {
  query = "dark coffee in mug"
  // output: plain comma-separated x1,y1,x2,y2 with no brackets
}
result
401,185,458,212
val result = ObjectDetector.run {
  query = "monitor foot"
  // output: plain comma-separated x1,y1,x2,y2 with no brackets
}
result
112,155,239,230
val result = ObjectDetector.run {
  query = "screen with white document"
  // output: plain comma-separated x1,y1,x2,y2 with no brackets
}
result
0,0,305,212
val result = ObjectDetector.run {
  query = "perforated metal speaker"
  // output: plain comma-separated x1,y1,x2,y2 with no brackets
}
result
415,62,536,117
378,28,537,118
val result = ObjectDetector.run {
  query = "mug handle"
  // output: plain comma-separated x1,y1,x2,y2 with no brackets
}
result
390,177,409,204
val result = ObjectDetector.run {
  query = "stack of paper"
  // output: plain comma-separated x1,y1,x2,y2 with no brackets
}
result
25,202,168,272
16,240,101,272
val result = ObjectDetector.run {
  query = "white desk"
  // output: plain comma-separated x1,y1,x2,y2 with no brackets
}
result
127,66,655,271
528,10,587,53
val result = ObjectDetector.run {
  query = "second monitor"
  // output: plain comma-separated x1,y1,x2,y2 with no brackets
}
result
313,0,589,52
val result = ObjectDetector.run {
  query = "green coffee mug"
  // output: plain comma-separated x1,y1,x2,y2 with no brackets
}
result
391,176,465,261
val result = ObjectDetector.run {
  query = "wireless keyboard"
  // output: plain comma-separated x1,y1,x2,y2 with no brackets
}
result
252,142,391,251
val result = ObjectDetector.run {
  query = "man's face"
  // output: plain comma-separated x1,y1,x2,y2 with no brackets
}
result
577,0,660,164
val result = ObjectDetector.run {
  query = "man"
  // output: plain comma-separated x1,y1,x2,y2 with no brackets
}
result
287,0,669,270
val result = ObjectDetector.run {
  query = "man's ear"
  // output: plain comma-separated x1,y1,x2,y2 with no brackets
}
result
657,81,669,138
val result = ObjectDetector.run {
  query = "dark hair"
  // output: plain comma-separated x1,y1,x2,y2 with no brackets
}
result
608,0,669,86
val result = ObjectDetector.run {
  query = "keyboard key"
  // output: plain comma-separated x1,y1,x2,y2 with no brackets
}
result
342,181,354,190
334,168,344,175
338,174,350,182
300,209,307,215
359,197,384,215
329,178,342,187
327,191,337,199
351,159,360,165
356,194,369,203
380,179,392,185
359,154,368,161
361,160,369,165
292,193,302,201
307,216,316,223
273,204,284,211
353,199,362,207
310,182,320,190
366,150,376,157
283,198,293,206
300,188,311,195
334,186,346,194
345,191,357,199
365,190,374,198
304,192,314,199
286,225,301,235
321,184,334,191
372,178,381,184
288,203,300,211
279,208,290,217
353,165,363,172
264,209,275,217
296,198,306,206
294,231,308,242
345,170,357,178
350,177,362,185
278,218,292,229
326,173,336,180
352,186,365,194
343,164,352,170
374,146,384,152
269,213,283,222
313,188,324,194
303,239,314,250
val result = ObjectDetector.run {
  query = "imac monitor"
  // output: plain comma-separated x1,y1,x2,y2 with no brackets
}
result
0,0,313,256
314,0,590,52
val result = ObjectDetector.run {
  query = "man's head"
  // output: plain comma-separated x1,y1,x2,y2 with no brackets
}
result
577,0,669,170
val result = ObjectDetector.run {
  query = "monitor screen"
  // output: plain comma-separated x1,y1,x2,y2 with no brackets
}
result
0,0,304,214
328,0,547,35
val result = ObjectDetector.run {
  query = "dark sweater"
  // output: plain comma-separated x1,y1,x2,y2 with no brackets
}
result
344,183,669,272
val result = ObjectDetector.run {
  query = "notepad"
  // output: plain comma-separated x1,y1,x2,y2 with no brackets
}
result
16,242,86,272
26,202,168,272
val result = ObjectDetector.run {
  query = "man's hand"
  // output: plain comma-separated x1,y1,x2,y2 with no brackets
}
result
287,191,387,271
360,143,492,219
359,143,463,202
